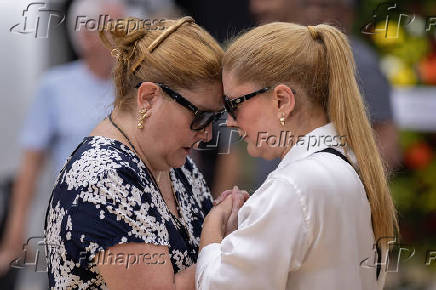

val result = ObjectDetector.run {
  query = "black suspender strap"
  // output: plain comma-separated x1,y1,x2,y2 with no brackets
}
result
316,147,352,166
315,147,382,280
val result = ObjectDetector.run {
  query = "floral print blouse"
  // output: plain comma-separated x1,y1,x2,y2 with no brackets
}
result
44,136,213,289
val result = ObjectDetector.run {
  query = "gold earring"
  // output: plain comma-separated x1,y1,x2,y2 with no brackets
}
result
137,108,150,129
280,114,285,127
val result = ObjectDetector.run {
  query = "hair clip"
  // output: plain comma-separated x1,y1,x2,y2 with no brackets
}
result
111,48,122,59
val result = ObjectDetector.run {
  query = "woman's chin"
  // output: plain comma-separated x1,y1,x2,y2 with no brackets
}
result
169,150,189,168
246,143,263,158
247,143,277,160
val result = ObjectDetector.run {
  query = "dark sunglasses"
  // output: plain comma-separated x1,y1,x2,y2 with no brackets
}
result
224,86,296,120
135,82,225,131
224,87,271,120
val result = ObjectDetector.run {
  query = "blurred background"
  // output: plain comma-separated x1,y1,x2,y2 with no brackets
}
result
0,0,435,289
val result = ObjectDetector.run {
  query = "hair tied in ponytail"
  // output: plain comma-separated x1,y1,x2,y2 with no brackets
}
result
307,26,321,41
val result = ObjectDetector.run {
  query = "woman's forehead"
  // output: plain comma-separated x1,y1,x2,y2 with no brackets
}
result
222,71,260,100
177,82,224,111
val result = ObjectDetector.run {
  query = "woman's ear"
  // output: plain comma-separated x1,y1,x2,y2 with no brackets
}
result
272,84,296,119
136,82,159,109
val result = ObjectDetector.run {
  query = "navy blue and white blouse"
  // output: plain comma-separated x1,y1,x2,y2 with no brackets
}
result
44,136,213,289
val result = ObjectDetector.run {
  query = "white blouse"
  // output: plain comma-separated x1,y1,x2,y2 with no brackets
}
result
196,123,384,290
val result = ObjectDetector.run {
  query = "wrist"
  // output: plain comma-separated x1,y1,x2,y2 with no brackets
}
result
200,209,226,251
205,206,226,224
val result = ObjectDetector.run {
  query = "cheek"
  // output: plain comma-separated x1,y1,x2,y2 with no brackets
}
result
239,105,272,140
157,107,193,145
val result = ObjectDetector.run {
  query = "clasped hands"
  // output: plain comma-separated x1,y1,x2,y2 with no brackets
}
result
209,186,249,237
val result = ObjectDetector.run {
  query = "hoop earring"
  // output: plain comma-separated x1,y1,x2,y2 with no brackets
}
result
137,108,151,129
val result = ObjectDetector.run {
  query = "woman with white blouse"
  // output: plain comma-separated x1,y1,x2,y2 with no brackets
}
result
196,22,398,290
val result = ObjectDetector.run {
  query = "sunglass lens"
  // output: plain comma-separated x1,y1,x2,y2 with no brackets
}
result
191,112,214,131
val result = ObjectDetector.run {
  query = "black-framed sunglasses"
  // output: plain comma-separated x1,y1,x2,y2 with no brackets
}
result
224,86,296,120
224,87,271,120
135,82,225,131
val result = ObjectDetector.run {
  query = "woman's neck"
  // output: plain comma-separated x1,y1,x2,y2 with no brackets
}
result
279,108,329,159
110,109,169,178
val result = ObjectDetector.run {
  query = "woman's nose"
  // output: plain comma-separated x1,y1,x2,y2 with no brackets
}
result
200,122,213,143
226,113,237,128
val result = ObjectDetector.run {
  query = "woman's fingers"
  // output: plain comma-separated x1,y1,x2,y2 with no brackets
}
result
210,186,247,237
213,186,238,206
213,189,233,205
213,186,250,206
241,190,250,202
231,188,245,213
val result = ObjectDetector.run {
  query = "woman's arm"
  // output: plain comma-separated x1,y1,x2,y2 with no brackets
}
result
196,178,313,290
96,242,195,290
200,187,248,251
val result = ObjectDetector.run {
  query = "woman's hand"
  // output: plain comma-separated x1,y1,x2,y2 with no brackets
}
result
220,186,249,236
213,186,249,207
200,186,248,251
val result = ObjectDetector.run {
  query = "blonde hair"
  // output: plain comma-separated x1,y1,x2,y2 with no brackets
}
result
223,22,397,242
99,16,224,111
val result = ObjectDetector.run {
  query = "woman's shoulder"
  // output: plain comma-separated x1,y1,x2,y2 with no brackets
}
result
50,136,170,242
73,135,140,168
272,151,359,191
57,136,146,190
261,152,367,215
